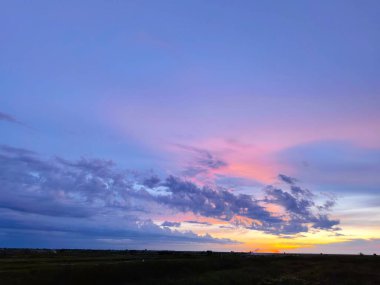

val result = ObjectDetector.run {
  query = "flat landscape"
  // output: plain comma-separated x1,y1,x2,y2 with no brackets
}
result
0,249,379,285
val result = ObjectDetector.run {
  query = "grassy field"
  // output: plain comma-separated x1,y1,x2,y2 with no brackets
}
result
0,249,379,284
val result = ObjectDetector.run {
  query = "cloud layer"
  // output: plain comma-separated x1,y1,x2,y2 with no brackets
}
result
0,145,340,248
146,175,339,235
0,145,237,248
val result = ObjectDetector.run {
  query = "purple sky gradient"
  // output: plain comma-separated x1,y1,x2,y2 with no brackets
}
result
1,0,379,253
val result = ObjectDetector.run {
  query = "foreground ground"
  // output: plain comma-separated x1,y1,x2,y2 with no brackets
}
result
0,249,379,284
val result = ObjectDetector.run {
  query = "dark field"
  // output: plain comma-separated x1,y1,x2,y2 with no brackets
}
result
0,249,379,285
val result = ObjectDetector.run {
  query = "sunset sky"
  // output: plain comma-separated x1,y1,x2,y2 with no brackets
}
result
1,0,379,254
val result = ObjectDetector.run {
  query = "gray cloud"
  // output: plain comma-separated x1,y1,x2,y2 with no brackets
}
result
311,214,340,230
156,176,280,224
317,199,336,211
198,152,227,169
278,174,297,185
0,144,340,247
161,221,181,227
142,175,161,188
0,146,239,247
0,111,20,124
265,187,313,216
0,209,238,248
148,176,339,235
0,111,28,128
0,145,36,156
176,144,227,169
185,220,212,226
175,144,227,179
264,185,339,233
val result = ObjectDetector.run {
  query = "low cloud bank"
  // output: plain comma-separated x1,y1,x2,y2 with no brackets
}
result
0,145,340,248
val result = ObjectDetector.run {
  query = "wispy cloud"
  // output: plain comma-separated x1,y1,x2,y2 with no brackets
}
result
0,111,21,124
175,144,228,180
0,111,30,129
278,141,380,193
161,221,181,227
185,220,212,226
278,174,297,185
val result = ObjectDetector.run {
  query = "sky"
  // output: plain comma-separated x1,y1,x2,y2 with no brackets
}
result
0,0,379,254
